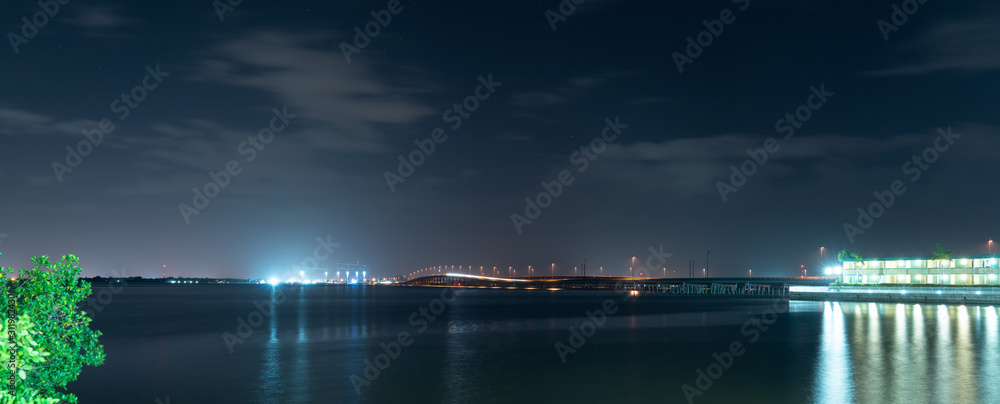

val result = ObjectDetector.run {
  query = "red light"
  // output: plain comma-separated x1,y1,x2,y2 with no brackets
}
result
800,265,804,268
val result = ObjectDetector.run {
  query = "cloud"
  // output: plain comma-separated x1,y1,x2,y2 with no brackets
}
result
598,126,997,197
868,8,1000,76
68,5,134,29
508,73,614,111
192,31,438,153
0,106,95,136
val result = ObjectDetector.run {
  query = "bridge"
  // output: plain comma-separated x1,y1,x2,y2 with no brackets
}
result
400,273,838,297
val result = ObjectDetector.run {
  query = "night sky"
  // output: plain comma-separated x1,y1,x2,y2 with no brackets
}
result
2,0,998,279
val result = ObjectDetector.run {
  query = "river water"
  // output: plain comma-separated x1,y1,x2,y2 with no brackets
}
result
70,285,1000,403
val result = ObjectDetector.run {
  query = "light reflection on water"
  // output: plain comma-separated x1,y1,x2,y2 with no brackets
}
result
256,287,284,403
812,302,1000,404
814,302,854,404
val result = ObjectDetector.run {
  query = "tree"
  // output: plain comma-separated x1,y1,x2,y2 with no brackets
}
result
838,250,864,264
837,249,851,261
0,254,105,403
1,315,60,404
932,243,953,261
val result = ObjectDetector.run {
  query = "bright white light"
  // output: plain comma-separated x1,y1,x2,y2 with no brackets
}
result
936,291,942,295
267,278,280,285
444,273,530,282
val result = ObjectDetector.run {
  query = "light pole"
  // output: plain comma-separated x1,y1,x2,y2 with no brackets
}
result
749,269,752,278
551,263,555,277
702,268,705,278
990,239,993,255
632,257,636,278
820,247,825,261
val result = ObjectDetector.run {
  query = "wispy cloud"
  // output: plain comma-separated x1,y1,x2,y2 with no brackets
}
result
0,106,94,136
599,125,997,197
68,5,134,29
191,31,437,153
868,7,1000,76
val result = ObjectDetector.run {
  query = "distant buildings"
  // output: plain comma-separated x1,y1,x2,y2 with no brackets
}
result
841,255,1000,285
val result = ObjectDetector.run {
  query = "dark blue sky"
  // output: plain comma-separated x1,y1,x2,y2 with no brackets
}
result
2,0,998,279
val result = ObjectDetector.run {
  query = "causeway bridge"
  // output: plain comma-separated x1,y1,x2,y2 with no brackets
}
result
400,273,838,297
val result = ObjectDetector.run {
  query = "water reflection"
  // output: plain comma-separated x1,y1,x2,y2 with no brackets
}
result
814,302,854,404
290,286,310,402
256,286,285,403
983,307,999,402
812,302,1000,404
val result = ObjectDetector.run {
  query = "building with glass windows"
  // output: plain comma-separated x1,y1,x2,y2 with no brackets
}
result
840,255,1000,285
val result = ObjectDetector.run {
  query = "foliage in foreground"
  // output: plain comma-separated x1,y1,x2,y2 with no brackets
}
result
0,254,105,403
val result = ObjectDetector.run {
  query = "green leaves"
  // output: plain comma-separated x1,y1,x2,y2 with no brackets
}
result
0,254,104,403
932,243,953,260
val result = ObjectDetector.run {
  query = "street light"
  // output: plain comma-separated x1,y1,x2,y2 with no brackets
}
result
749,269,752,278
990,239,993,255
632,256,636,277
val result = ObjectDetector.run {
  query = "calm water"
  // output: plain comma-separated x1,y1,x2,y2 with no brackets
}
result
70,285,1000,404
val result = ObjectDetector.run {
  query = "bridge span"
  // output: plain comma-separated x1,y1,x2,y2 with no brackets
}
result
399,273,838,297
